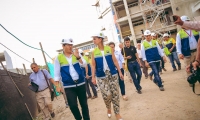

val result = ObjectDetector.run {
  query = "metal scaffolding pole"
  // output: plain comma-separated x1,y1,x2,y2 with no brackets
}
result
123,0,137,45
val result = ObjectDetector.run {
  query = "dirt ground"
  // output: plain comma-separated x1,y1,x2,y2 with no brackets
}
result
39,61,200,120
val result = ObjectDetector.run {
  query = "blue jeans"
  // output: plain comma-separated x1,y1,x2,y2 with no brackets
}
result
128,61,142,90
149,61,163,87
117,68,125,95
168,52,181,69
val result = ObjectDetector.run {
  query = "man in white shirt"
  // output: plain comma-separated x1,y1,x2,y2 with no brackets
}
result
137,43,148,79
54,38,90,120
109,42,128,101
176,16,200,82
141,30,167,91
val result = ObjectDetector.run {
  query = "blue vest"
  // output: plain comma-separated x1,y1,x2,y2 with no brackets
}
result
179,29,199,57
93,46,117,77
57,54,85,88
143,40,161,62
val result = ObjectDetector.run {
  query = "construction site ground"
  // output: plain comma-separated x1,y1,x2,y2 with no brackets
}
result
38,60,200,120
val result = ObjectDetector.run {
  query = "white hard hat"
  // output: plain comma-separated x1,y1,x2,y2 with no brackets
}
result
163,33,170,37
181,15,190,22
78,49,83,53
91,32,105,38
151,33,156,36
144,30,151,36
85,52,89,56
61,38,74,45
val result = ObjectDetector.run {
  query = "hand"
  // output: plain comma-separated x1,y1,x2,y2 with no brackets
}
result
186,61,199,73
145,62,149,68
119,73,124,80
127,56,132,59
173,15,184,26
56,86,61,93
179,54,184,59
73,48,80,58
139,63,143,68
92,77,97,85
163,57,167,63
85,74,90,79
28,83,31,86
169,48,172,52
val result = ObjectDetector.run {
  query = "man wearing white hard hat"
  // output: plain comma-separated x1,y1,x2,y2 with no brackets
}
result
141,30,167,91
163,33,181,71
54,38,90,120
79,50,98,99
173,15,200,31
176,15,200,84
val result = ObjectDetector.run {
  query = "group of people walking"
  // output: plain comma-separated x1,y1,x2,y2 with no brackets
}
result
28,15,199,120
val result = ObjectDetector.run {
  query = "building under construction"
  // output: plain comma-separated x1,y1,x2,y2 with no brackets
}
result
94,0,200,45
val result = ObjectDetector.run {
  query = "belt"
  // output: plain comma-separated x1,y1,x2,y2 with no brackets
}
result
190,49,197,53
38,87,48,92
128,60,136,63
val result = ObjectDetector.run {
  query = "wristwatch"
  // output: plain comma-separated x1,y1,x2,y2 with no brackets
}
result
76,57,81,60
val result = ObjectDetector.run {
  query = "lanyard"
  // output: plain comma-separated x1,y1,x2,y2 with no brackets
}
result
184,30,191,37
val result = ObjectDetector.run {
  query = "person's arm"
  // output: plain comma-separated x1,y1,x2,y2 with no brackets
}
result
176,33,184,59
111,49,124,80
141,44,146,61
53,57,61,88
156,42,167,62
182,21,200,31
170,38,176,52
85,64,89,79
91,52,97,84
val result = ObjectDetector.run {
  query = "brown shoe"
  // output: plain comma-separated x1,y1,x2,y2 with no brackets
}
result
178,66,181,70
91,96,98,99
162,68,167,71
51,112,55,118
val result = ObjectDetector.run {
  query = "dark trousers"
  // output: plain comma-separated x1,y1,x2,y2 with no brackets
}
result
127,61,142,90
149,61,163,87
168,52,181,69
117,68,126,95
64,84,90,120
85,77,97,97
161,58,165,69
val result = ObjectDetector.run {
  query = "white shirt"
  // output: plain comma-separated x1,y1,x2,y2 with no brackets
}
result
176,30,200,55
114,50,124,69
141,40,164,63
136,49,142,58
101,51,110,72
54,54,86,81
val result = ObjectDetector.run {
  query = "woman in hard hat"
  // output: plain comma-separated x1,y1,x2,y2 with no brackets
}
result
91,32,124,120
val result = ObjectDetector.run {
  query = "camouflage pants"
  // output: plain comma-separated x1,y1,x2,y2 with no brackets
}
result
97,70,120,114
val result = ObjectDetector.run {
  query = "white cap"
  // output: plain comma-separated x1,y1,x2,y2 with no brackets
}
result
78,49,83,53
91,32,105,38
151,33,156,36
61,38,74,44
163,33,170,37
181,15,190,21
144,30,151,36
85,52,89,56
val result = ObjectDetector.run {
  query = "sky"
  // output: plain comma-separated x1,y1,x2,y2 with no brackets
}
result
0,0,102,69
